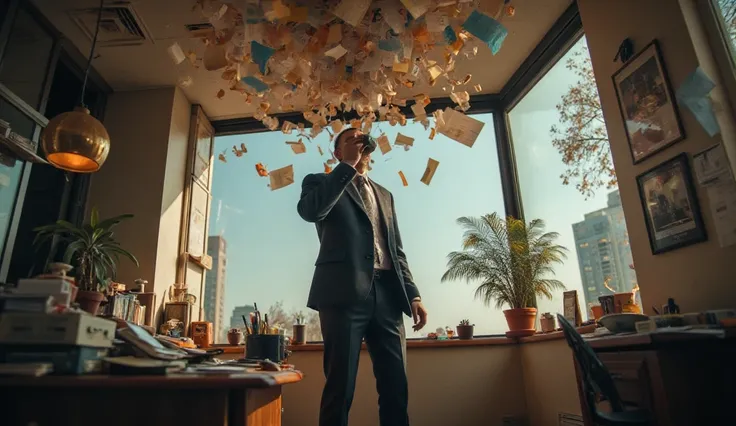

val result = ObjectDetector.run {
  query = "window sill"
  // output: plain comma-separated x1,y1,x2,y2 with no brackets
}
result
210,326,591,353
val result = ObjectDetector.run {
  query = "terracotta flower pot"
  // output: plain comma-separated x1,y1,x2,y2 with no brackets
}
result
77,290,104,315
456,325,474,340
227,330,243,345
292,324,306,345
504,308,537,338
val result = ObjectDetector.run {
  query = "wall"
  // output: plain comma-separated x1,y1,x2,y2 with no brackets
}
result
578,0,736,314
88,87,191,322
520,339,582,426
222,345,529,426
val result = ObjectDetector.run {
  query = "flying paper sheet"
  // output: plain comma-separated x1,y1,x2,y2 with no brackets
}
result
203,45,229,71
462,10,508,55
378,38,403,52
376,135,392,154
398,171,408,186
395,133,415,146
400,0,430,18
438,107,485,147
241,76,269,92
251,41,276,74
287,139,306,154
333,0,372,27
380,1,406,33
676,66,720,137
269,165,295,190
167,42,186,65
420,158,439,185
325,44,348,60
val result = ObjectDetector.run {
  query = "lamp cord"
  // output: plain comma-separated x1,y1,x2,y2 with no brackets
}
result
79,0,105,108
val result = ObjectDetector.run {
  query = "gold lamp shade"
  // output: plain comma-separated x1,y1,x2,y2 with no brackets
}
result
41,106,110,173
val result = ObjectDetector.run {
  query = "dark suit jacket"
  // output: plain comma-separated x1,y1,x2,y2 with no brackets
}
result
297,162,420,316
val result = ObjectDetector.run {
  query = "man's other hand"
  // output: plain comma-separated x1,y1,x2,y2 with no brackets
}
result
411,299,427,332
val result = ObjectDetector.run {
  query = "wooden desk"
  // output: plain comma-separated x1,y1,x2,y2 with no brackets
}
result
575,331,735,426
0,370,303,426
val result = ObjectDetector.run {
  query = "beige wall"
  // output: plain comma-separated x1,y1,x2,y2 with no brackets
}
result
578,0,736,314
88,87,191,323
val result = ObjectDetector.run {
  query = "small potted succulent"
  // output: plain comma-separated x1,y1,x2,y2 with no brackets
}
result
456,319,474,340
292,311,306,345
540,312,556,333
227,328,243,345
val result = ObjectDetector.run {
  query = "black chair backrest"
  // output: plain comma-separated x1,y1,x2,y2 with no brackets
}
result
557,314,625,413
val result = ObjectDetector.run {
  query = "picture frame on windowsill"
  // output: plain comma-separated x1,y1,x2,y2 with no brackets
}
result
612,40,686,164
636,152,707,254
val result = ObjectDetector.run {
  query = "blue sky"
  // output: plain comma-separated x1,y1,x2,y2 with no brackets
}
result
210,36,626,335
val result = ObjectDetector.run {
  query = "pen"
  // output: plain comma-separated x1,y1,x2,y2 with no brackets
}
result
242,315,249,335
264,313,269,334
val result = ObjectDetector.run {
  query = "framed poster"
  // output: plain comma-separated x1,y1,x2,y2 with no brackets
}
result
636,153,707,254
187,179,210,257
612,40,685,164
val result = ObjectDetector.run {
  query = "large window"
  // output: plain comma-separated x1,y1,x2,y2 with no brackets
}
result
509,36,639,321
208,112,507,342
713,0,736,62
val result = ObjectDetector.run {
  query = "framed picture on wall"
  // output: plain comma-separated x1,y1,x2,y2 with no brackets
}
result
636,153,706,254
612,40,685,164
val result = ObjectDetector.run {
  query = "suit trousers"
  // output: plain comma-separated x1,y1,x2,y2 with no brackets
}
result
318,269,409,426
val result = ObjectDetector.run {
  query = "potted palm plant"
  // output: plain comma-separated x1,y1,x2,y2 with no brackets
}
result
442,213,567,338
33,207,139,314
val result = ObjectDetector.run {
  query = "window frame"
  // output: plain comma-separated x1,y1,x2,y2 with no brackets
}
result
697,0,736,115
204,3,586,345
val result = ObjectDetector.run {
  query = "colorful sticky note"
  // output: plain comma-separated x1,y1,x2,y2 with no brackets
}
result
241,76,269,92
251,41,275,74
462,10,508,55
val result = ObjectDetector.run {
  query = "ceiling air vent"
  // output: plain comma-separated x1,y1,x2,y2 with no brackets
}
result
68,2,152,47
184,22,215,38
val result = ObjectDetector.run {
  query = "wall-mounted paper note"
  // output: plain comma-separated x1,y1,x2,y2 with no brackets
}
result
395,133,415,146
462,10,508,55
333,0,372,27
167,42,186,64
707,182,736,248
241,76,269,92
420,158,439,185
251,41,276,74
400,0,430,18
438,107,485,147
693,144,733,187
287,140,307,154
203,45,228,71
269,165,295,190
676,66,720,137
377,135,392,154
327,23,343,44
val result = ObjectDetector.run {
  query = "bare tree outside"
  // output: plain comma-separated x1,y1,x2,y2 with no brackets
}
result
550,42,613,200
267,301,323,341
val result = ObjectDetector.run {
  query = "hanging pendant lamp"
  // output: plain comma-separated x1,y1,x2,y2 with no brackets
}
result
41,0,110,173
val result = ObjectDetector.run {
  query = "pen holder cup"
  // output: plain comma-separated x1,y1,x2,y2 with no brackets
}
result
245,334,287,362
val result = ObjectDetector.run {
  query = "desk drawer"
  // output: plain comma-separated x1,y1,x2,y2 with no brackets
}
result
598,352,653,409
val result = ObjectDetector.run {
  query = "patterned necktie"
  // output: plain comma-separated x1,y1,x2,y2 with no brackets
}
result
356,175,383,266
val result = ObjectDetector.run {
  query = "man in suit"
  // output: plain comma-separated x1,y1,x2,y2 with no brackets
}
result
297,127,428,426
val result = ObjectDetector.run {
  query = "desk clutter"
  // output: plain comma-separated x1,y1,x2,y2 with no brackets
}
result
0,271,294,378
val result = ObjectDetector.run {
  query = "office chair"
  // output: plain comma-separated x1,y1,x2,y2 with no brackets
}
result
557,314,651,426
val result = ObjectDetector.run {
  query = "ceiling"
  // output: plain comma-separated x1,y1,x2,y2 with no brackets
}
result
31,0,573,121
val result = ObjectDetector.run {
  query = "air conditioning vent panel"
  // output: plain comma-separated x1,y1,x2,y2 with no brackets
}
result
68,2,152,47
